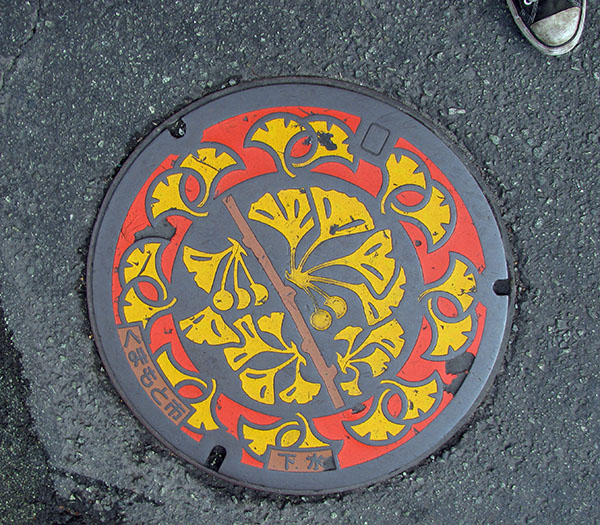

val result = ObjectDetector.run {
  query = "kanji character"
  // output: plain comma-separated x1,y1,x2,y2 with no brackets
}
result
278,452,296,470
306,453,327,471
165,398,186,420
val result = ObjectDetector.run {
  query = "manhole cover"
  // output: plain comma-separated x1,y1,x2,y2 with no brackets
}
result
88,79,513,494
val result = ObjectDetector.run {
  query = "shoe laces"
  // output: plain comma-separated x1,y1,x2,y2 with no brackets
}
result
524,0,537,5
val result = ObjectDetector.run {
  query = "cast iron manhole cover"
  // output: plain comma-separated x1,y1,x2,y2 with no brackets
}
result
88,79,513,494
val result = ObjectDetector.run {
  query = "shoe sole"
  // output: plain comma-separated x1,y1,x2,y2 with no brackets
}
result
507,0,586,56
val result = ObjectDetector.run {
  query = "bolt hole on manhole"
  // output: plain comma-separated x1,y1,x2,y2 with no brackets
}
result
87,78,514,494
206,446,227,472
168,118,186,138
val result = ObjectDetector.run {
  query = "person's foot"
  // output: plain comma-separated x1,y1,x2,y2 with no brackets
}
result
507,0,586,55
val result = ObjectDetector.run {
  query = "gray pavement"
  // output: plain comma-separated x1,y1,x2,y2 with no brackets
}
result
0,0,598,523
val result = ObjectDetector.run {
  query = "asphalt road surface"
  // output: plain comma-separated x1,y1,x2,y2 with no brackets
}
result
0,1,598,523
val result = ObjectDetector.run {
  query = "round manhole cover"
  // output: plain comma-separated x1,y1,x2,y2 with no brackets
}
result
88,79,513,494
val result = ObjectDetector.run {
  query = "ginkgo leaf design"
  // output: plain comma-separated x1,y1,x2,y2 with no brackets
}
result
279,372,322,405
249,187,405,328
222,312,322,405
335,319,405,396
183,238,268,311
150,147,236,219
121,243,176,327
248,189,314,268
382,153,452,246
311,230,395,295
348,374,442,442
249,116,353,178
241,413,328,457
291,120,353,168
179,306,241,346
179,147,237,208
250,118,305,178
418,257,477,358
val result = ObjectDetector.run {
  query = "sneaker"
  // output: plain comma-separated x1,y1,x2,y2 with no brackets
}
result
507,0,586,55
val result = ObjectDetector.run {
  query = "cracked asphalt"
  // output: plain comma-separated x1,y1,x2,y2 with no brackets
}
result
0,0,599,523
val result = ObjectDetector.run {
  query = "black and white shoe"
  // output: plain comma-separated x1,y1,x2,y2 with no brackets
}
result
507,0,586,55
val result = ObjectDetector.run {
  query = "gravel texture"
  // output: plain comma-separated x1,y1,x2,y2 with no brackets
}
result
0,0,598,522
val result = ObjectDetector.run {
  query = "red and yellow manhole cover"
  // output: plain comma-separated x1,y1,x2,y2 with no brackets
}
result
88,79,513,494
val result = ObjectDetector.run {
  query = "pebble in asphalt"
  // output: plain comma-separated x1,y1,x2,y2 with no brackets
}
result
0,0,598,523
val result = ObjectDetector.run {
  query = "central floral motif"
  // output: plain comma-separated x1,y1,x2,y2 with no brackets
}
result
176,186,408,410
248,187,406,330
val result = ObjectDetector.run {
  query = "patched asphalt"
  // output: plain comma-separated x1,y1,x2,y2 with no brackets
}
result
0,1,599,523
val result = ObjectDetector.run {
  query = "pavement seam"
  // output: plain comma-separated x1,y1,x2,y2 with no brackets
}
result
0,0,41,93
52,466,166,507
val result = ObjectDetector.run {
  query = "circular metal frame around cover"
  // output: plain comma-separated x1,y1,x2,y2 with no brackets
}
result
87,78,514,495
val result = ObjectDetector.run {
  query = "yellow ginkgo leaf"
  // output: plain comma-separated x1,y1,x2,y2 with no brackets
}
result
218,312,320,406
381,153,427,214
121,243,175,327
182,244,230,294
390,184,451,246
390,376,440,420
248,187,405,327
426,305,473,357
122,287,175,328
354,348,391,377
187,380,220,431
310,187,375,248
329,267,406,326
358,318,405,359
248,189,314,258
350,375,441,443
250,117,306,178
179,306,240,346
242,421,297,456
336,319,405,391
419,258,476,311
256,312,295,352
279,368,321,404
241,414,328,457
180,147,236,207
291,121,353,168
381,153,453,245
339,364,362,396
123,243,167,295
151,173,208,219
224,314,295,372
334,325,363,371
351,389,406,441
309,229,395,295
239,365,287,405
